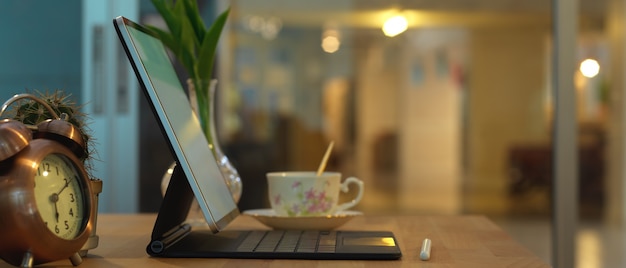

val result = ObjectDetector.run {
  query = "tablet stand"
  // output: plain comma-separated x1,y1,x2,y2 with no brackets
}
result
147,163,194,255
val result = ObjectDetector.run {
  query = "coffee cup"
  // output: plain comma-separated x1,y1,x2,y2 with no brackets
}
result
267,171,364,217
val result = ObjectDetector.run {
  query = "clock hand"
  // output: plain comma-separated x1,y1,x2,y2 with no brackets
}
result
50,176,73,222
49,193,60,222
56,178,71,195
50,176,77,223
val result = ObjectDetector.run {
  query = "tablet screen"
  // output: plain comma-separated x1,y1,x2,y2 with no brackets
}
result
115,17,239,232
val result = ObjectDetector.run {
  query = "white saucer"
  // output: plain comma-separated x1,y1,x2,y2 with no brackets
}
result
243,209,363,230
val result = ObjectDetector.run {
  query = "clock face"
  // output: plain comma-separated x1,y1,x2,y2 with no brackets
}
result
33,154,87,240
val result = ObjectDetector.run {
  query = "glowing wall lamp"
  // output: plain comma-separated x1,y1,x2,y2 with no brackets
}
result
579,58,600,78
382,14,408,37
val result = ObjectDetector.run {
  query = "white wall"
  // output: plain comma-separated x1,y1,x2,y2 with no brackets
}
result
356,29,464,214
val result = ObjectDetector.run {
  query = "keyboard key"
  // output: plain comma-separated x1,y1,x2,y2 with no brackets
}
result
236,230,338,254
236,231,265,252
255,232,282,252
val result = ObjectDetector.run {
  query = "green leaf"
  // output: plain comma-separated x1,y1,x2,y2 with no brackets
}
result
149,1,230,81
179,17,200,74
196,8,230,80
183,16,201,54
150,0,181,39
182,0,206,42
176,41,195,77
170,0,187,40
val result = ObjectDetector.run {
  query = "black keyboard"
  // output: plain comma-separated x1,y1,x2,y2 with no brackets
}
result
148,227,402,260
237,230,337,253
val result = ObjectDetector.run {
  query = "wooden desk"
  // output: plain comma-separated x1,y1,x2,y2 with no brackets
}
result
1,214,549,267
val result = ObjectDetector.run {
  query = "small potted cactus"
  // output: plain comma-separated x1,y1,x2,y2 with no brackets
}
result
8,90,94,173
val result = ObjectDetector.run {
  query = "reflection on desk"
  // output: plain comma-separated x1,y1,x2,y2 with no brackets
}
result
0,214,550,267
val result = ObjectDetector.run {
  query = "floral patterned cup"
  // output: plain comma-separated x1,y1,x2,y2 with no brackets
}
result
267,171,364,217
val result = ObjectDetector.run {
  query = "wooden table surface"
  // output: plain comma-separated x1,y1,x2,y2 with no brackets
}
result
1,213,550,267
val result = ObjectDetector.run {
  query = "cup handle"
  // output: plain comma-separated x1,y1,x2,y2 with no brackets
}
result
335,177,364,212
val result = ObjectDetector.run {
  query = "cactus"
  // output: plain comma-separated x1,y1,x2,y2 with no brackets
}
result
7,90,95,176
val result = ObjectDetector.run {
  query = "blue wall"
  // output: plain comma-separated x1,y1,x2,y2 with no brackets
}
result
0,1,82,105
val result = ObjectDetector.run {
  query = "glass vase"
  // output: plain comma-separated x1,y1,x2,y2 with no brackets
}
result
187,78,242,203
161,79,242,209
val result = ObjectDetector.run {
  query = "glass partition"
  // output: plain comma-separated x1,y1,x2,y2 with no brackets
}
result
217,0,560,262
219,1,552,214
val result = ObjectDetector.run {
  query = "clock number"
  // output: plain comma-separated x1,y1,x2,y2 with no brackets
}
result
55,225,60,234
69,193,75,202
55,166,59,175
69,208,74,217
37,163,51,176
64,221,69,230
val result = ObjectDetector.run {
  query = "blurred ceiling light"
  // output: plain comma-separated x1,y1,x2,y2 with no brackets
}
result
322,25,341,53
322,36,340,53
261,17,282,40
247,15,264,32
245,15,282,40
382,14,408,37
580,58,600,78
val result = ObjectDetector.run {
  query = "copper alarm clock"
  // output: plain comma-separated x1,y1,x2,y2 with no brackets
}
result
0,94,97,267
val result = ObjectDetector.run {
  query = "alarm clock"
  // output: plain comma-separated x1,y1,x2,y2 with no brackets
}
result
0,94,97,267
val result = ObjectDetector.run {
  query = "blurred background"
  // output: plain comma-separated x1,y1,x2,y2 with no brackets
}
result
2,0,625,266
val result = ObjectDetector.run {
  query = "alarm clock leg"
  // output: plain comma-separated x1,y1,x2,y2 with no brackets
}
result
20,251,33,268
69,253,83,266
